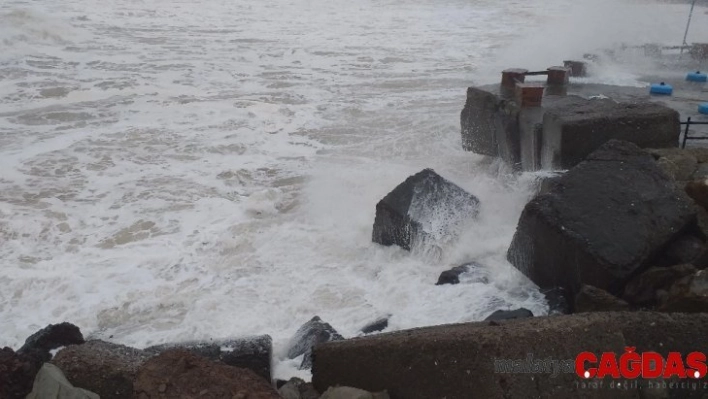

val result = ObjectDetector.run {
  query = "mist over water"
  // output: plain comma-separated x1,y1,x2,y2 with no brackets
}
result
1,0,707,378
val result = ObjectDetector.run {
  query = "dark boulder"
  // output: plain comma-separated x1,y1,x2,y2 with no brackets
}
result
686,180,708,211
660,270,708,312
0,347,42,399
18,322,84,363
360,317,389,335
623,264,697,306
287,316,344,370
659,234,708,268
372,169,479,251
507,140,696,298
51,340,150,399
435,261,488,285
574,285,630,313
278,377,320,399
145,335,272,382
133,349,280,399
483,308,533,321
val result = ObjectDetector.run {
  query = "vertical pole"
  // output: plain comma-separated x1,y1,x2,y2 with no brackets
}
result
681,0,697,57
682,117,691,149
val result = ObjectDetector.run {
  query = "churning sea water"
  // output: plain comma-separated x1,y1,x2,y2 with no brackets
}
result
1,0,707,379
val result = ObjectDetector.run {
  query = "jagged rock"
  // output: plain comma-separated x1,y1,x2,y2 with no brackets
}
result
320,386,390,399
51,340,151,399
372,169,479,251
660,270,708,312
574,285,630,312
435,261,488,286
484,308,533,321
133,349,280,399
623,264,698,306
26,363,99,399
287,316,344,370
541,287,571,315
144,335,272,382
507,140,696,298
0,347,42,399
686,180,708,212
18,323,84,363
361,317,389,334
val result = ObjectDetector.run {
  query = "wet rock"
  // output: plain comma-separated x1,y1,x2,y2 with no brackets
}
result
686,180,708,212
277,377,320,399
26,363,99,399
320,386,391,399
435,261,488,285
542,287,571,315
660,270,708,312
51,340,151,399
623,264,698,306
133,349,280,399
484,308,533,321
361,317,389,334
0,347,42,399
18,322,84,363
145,335,272,382
287,316,344,370
647,148,698,181
372,169,479,251
690,163,708,180
660,234,708,268
574,284,630,312
686,147,708,163
507,140,696,298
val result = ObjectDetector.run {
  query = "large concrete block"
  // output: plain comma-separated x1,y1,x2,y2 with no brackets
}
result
312,312,708,399
507,140,696,300
372,169,479,251
541,99,680,169
460,86,521,168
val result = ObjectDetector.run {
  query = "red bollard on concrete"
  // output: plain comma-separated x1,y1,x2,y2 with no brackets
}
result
546,66,570,86
515,83,544,107
501,68,528,90
563,60,587,77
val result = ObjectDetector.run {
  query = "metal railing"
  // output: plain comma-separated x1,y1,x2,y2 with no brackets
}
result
681,117,708,148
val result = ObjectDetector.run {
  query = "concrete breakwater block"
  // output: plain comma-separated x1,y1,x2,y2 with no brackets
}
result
541,99,680,169
460,86,521,165
461,84,680,171
372,169,479,251
312,312,708,399
507,140,696,300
